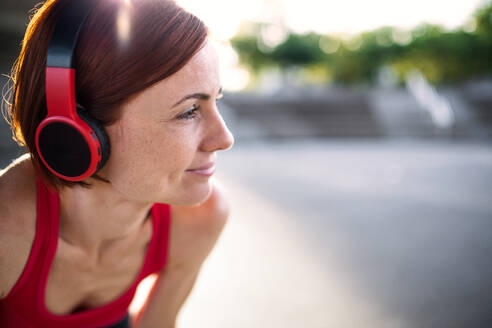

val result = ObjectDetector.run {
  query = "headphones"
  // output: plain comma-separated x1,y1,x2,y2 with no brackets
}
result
35,0,110,181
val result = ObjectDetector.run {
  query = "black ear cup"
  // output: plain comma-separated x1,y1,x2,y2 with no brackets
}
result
77,108,111,171
38,121,92,178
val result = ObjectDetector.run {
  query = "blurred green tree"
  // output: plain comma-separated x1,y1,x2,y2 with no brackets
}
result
230,1,492,87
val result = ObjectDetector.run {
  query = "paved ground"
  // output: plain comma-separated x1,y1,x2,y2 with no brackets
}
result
175,139,492,328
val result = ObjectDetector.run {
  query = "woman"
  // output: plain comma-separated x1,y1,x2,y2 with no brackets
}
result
0,0,234,327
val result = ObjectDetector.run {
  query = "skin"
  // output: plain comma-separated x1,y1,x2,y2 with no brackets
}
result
0,40,234,327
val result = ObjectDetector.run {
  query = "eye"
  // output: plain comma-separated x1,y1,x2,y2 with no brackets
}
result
177,105,200,120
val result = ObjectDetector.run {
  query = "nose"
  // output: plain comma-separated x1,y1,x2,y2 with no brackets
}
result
201,106,235,153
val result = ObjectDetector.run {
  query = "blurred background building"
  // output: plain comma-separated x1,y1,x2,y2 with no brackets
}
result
1,0,492,327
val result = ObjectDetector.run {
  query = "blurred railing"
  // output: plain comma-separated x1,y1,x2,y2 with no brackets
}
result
221,81,492,142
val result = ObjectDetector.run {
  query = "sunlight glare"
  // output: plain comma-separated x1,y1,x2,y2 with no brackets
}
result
129,274,157,315
178,0,483,37
214,40,250,91
116,0,132,47
177,0,263,41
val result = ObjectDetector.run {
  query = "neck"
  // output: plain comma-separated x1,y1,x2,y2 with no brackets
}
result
58,179,153,254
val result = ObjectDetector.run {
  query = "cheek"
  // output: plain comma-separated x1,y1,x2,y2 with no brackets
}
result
145,137,193,179
106,122,197,188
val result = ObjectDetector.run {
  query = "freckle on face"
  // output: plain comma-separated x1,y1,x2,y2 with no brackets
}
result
101,41,221,205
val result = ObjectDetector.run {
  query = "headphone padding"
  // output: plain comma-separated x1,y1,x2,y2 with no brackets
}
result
77,108,111,171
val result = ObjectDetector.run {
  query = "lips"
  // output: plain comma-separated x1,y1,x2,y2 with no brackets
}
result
187,162,215,171
186,162,216,176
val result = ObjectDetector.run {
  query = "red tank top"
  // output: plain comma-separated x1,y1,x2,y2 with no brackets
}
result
0,177,171,327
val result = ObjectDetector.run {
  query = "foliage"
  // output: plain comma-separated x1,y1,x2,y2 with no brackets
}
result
230,1,492,86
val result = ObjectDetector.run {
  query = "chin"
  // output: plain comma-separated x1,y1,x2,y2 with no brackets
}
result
166,181,213,206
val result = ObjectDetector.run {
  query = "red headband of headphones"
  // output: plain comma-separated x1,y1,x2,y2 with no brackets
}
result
35,0,110,181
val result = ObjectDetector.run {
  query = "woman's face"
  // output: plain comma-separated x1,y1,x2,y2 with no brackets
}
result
99,40,234,205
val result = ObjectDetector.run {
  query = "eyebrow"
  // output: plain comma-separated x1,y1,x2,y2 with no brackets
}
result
171,87,223,108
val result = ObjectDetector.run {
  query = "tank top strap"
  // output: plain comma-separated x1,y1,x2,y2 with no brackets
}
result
2,176,60,306
147,203,172,274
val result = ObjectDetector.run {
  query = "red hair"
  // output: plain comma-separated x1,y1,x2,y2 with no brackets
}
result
4,0,208,188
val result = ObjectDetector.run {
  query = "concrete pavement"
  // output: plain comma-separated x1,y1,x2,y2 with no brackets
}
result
177,140,492,328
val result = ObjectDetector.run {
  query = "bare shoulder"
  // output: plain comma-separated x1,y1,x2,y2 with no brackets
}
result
0,154,38,299
167,179,231,270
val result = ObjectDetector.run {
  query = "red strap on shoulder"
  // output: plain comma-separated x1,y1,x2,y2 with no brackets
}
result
148,203,172,273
